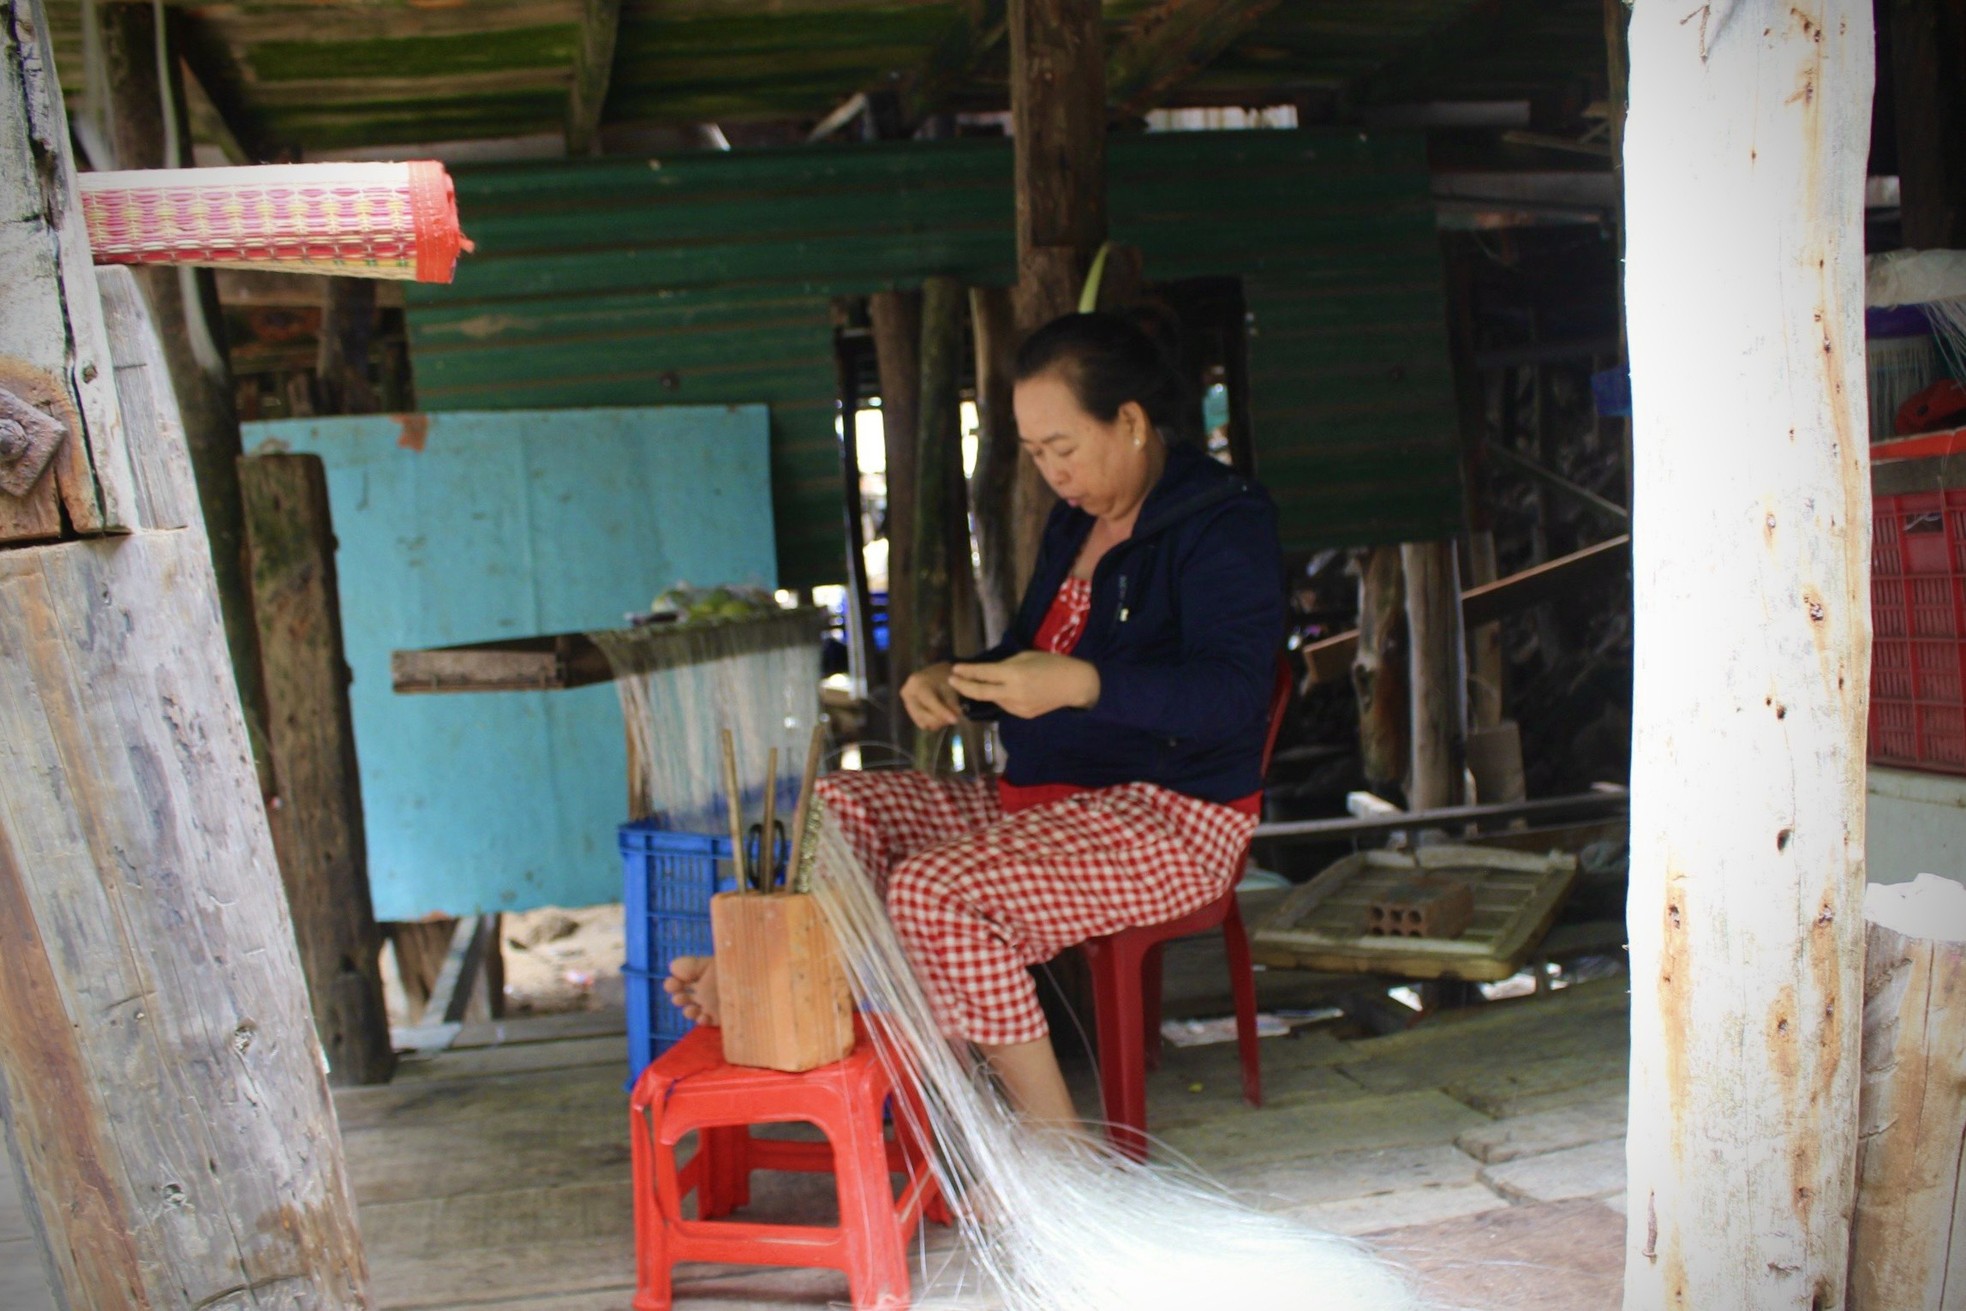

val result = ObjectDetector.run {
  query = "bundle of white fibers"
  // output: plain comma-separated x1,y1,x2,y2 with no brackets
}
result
804,814,1429,1311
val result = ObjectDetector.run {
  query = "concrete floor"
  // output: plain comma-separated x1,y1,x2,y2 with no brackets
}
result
1,933,1632,1311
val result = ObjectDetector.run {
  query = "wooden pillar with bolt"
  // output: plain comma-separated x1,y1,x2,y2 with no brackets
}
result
0,0,373,1299
1620,1,1873,1306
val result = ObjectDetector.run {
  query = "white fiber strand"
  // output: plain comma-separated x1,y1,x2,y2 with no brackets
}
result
591,613,821,833
804,812,1427,1311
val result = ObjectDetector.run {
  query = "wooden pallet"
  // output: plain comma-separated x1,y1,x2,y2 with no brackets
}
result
1251,845,1580,982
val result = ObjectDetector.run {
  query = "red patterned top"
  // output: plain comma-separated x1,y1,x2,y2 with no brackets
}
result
996,575,1261,818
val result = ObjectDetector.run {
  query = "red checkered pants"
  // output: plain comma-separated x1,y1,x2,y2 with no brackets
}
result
812,771,1258,1046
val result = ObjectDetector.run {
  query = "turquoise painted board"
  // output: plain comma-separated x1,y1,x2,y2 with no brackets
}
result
243,406,777,919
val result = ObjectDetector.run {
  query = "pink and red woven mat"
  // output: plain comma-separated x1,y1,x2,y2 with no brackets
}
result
79,160,471,283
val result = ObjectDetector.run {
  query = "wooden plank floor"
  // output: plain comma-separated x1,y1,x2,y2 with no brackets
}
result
0,910,1631,1310
333,934,1631,1310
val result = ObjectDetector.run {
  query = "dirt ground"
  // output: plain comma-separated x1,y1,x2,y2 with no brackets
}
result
499,903,629,1015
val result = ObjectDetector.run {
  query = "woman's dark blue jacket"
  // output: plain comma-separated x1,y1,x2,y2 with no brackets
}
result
968,442,1285,805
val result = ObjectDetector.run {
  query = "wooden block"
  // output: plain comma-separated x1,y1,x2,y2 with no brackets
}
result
711,892,854,1073
1366,877,1475,939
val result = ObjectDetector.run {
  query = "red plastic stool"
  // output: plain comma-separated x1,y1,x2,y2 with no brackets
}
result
628,1024,949,1311
1079,656,1291,1161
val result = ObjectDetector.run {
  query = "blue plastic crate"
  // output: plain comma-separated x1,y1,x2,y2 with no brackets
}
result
618,818,788,1081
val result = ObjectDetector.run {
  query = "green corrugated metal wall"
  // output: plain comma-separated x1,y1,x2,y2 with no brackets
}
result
405,130,1461,588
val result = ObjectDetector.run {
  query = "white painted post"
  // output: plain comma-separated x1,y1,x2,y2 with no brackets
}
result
1622,1,1874,1308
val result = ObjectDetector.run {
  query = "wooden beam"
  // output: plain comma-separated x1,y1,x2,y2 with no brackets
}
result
1351,545,1407,794
1621,0,1872,1305
241,454,395,1086
97,0,281,810
870,288,923,732
389,610,827,694
1351,0,1547,106
1252,789,1627,843
1008,0,1106,585
1304,534,1633,687
1,11,371,1295
830,303,877,700
905,0,1007,125
0,0,135,541
1888,0,1966,248
911,275,964,771
168,9,274,161
564,0,620,156
1105,0,1284,118
969,285,1020,644
316,278,380,415
1484,439,1630,524
1401,539,1464,811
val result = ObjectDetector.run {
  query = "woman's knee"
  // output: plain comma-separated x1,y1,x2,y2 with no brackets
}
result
884,852,953,940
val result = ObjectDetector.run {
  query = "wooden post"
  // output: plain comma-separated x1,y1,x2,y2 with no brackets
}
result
96,1,278,804
1007,0,1106,586
1465,532,1504,728
1888,0,1966,249
1350,546,1407,796
240,454,395,1085
1621,2,1872,1307
1444,235,1504,730
870,288,922,725
1847,877,1966,1309
316,278,379,416
912,276,964,772
0,7,373,1291
969,285,1020,644
1401,539,1465,812
564,0,621,156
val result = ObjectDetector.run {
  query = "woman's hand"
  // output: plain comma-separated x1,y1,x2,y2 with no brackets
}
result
948,651,1100,720
900,661,964,731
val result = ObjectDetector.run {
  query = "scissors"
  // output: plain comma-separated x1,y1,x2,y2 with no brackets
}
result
744,819,787,893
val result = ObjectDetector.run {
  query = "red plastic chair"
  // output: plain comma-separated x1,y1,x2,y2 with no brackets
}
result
628,1023,948,1311
1079,656,1292,1160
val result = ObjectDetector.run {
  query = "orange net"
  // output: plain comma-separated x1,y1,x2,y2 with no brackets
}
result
79,161,472,283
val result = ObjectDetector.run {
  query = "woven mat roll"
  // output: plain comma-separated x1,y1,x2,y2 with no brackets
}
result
79,161,471,283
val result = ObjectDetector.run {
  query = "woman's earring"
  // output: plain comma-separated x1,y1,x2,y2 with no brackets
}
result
1134,437,1144,450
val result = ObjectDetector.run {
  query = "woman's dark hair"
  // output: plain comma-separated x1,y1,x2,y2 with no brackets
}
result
1013,310,1197,443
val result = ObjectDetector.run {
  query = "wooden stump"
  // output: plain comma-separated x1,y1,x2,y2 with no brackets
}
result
1847,875,1966,1309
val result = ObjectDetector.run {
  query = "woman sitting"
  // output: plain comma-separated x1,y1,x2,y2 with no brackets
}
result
668,311,1284,1127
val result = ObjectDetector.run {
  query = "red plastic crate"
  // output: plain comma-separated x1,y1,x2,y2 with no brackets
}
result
1870,488,1966,774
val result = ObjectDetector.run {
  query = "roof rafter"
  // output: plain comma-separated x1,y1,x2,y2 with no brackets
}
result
901,0,1006,125
171,10,276,161
1350,0,1552,107
564,0,620,154
1105,0,1284,119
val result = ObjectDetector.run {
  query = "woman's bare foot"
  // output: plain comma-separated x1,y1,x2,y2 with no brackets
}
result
663,955,720,1026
